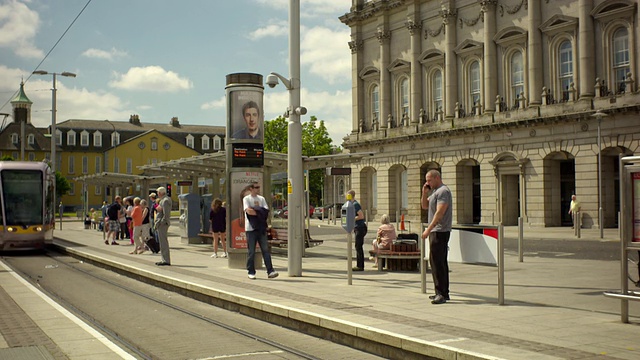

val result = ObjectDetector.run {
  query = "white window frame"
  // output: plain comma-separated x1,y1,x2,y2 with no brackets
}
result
467,59,482,113
371,84,380,124
213,136,221,151
111,132,120,147
95,156,101,173
558,40,574,101
69,182,75,196
80,131,89,146
82,156,88,174
151,137,158,151
67,130,76,146
202,135,210,150
114,157,119,173
27,133,35,145
398,77,410,123
94,131,102,147
612,27,630,93
429,68,444,119
94,185,101,195
11,133,18,145
186,134,194,149
510,51,524,107
68,155,75,174
126,158,132,174
55,129,62,145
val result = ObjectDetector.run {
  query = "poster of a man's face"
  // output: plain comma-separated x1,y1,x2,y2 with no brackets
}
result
230,91,263,141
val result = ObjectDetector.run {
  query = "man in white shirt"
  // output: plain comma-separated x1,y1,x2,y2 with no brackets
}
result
243,182,278,280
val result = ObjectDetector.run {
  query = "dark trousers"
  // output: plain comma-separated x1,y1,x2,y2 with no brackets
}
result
354,225,368,269
246,230,274,275
429,231,451,297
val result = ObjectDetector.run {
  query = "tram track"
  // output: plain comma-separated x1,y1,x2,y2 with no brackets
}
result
3,249,380,360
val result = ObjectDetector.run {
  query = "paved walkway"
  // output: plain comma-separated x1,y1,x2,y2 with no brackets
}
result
2,220,639,359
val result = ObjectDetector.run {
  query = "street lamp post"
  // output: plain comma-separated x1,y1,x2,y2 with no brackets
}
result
592,110,607,239
33,70,76,210
104,119,116,199
266,0,306,276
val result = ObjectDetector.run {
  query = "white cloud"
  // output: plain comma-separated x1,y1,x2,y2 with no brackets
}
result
263,87,351,146
0,0,43,58
301,27,350,84
255,0,347,15
247,21,288,40
109,66,192,92
82,47,128,61
201,95,225,110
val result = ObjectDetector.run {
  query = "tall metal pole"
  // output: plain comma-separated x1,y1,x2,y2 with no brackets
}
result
52,73,57,177
287,0,303,276
592,111,607,239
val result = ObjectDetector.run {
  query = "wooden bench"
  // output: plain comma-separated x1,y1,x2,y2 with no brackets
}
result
268,227,323,249
369,239,422,271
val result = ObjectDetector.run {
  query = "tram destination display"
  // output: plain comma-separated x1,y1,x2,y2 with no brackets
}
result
232,143,264,168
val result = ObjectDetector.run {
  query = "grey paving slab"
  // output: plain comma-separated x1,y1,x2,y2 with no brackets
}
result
49,220,640,359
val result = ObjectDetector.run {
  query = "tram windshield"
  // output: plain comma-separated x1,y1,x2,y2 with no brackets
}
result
1,170,43,226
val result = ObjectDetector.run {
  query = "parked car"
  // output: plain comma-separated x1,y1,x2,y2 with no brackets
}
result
317,203,343,219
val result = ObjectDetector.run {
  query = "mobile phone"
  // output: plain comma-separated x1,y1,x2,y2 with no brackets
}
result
425,184,431,190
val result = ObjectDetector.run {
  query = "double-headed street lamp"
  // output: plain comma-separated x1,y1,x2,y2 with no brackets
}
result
32,70,76,209
266,0,306,277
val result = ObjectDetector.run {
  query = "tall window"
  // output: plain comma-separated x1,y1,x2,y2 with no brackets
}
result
94,185,101,195
114,158,119,173
82,156,88,174
94,131,102,147
400,78,409,120
401,169,408,210
511,51,524,106
68,155,75,174
433,70,443,117
11,133,18,145
69,182,75,196
469,61,481,110
67,130,76,146
95,156,101,173
151,137,158,151
202,135,210,150
213,136,221,150
371,85,380,122
80,131,89,146
126,158,132,174
559,41,573,101
55,129,62,145
613,27,630,93
27,134,35,145
186,135,194,149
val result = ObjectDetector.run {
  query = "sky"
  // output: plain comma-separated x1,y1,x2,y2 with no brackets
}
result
0,0,353,145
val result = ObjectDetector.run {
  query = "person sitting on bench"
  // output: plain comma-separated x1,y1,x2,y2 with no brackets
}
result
371,214,396,267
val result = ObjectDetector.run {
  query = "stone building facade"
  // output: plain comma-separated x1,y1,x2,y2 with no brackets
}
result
340,0,639,228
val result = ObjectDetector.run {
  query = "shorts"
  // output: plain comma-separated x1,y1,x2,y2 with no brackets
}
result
108,220,120,232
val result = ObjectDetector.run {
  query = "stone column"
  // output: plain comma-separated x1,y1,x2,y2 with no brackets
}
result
578,0,595,99
407,11,423,125
377,24,391,128
528,0,542,106
443,6,458,120
349,33,364,134
481,0,498,113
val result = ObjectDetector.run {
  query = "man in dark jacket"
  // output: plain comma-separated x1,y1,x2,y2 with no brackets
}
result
243,182,278,280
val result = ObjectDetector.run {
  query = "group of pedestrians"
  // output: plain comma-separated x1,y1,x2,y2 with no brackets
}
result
349,169,453,305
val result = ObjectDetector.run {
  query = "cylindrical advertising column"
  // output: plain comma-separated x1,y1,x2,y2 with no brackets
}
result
225,73,265,269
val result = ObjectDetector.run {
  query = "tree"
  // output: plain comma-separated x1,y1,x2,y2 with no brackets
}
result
264,115,336,206
55,171,71,200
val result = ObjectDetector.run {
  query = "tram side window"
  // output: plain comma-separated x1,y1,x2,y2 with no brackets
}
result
1,170,43,225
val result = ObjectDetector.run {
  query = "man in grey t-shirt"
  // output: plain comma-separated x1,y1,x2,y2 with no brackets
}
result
421,169,452,304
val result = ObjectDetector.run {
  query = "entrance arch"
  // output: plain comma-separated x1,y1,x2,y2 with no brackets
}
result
490,152,528,226
600,146,633,228
543,151,575,227
387,164,407,222
456,159,481,224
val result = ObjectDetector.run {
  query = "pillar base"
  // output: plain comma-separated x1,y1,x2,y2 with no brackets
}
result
227,248,263,270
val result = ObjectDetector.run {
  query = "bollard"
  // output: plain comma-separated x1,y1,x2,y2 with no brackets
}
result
576,211,581,239
420,222,427,294
518,217,523,262
498,224,504,305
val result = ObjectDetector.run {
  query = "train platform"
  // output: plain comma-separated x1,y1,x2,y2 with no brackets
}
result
3,219,640,359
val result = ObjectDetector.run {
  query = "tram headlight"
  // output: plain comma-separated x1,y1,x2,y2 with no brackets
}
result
35,226,43,232
6,227,16,232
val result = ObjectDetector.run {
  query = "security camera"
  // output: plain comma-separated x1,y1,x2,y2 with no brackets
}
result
266,74,279,88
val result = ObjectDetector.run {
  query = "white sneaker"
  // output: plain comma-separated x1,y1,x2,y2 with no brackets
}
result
211,253,218,258
267,271,279,279
248,273,256,280
221,252,227,258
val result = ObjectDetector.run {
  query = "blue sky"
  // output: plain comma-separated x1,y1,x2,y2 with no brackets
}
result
0,0,352,145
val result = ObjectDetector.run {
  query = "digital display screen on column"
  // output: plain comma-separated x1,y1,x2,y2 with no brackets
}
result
232,143,264,168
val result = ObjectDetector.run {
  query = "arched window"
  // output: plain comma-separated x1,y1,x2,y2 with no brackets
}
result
433,70,443,118
559,41,573,101
469,61,481,110
371,84,379,123
613,27,629,93
510,51,524,107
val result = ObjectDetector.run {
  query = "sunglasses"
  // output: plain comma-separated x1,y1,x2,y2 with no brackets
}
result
252,186,260,189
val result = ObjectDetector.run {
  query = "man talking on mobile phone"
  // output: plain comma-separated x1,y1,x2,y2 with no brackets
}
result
421,170,452,304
